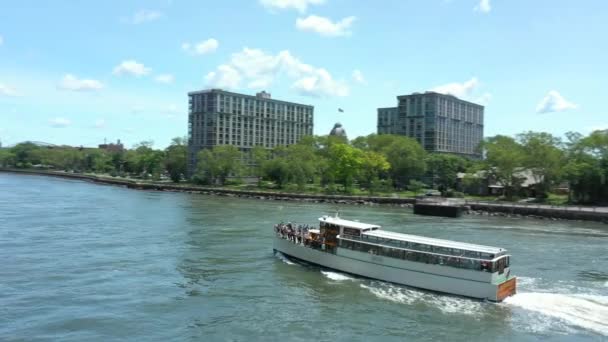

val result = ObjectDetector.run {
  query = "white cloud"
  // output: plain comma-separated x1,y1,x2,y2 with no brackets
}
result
0,83,20,97
204,47,348,97
260,0,324,13
0,35,3,46
49,117,71,128
352,69,365,84
155,74,175,84
94,119,106,128
292,68,348,97
58,74,104,91
536,90,577,114
130,10,162,24
474,0,491,13
205,64,242,89
431,77,479,99
182,38,219,55
296,15,356,37
113,60,151,77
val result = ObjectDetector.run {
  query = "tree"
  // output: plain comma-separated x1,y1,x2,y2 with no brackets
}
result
345,134,428,189
563,130,608,203
0,149,15,167
327,143,364,191
194,145,243,185
425,153,468,193
381,135,427,188
482,135,526,199
164,137,187,182
517,132,564,198
251,145,269,183
358,150,390,193
261,144,317,190
131,141,164,179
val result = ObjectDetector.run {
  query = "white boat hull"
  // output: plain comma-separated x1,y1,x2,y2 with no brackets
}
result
273,237,515,302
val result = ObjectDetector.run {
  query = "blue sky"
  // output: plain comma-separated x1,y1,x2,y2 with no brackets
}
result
1,0,606,148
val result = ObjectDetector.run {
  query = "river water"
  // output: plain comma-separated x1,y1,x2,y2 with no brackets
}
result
0,173,607,341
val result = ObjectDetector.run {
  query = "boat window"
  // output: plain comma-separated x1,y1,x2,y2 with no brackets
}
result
343,227,360,237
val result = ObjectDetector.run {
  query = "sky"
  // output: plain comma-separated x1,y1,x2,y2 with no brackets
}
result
1,0,607,148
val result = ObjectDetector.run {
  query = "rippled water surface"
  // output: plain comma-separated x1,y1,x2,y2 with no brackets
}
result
1,173,607,341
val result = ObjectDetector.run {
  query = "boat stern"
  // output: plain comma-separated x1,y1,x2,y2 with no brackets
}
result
495,277,517,302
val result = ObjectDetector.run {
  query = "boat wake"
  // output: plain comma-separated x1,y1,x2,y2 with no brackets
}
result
274,252,295,265
321,271,355,282
504,292,608,336
359,282,483,316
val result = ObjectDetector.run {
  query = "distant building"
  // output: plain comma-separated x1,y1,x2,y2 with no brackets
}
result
187,89,314,176
378,92,484,158
98,139,124,153
329,122,347,139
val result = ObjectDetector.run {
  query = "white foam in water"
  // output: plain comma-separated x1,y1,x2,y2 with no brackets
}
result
275,252,295,265
321,271,355,281
504,292,608,336
360,282,483,316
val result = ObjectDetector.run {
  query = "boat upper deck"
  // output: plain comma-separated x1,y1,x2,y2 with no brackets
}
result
362,229,504,255
319,216,381,230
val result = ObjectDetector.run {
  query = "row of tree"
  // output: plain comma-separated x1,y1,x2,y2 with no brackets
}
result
0,137,187,183
1,130,607,203
480,131,608,203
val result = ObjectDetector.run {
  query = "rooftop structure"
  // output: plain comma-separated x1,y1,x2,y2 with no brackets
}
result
329,122,347,138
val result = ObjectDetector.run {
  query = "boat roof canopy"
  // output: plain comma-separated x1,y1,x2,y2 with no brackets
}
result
318,216,381,230
362,229,505,255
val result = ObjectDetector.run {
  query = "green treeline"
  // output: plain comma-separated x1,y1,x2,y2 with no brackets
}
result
1,130,607,204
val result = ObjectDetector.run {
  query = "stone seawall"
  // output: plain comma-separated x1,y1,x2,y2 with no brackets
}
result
467,203,608,223
3,169,607,223
0,169,415,205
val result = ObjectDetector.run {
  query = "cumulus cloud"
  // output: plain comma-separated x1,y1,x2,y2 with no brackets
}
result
536,90,577,114
431,77,480,98
0,83,20,97
205,65,242,89
130,10,162,24
155,74,175,84
113,60,151,77
260,0,324,13
58,74,104,91
49,117,71,128
182,38,219,55
474,0,491,13
352,69,365,84
296,15,356,37
94,119,106,128
204,47,348,97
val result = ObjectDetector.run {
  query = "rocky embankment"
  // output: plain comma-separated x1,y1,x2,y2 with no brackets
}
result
3,168,606,223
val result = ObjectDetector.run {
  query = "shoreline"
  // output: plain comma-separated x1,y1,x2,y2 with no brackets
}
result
2,168,607,223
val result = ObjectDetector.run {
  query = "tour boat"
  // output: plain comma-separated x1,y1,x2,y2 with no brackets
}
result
273,214,516,302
